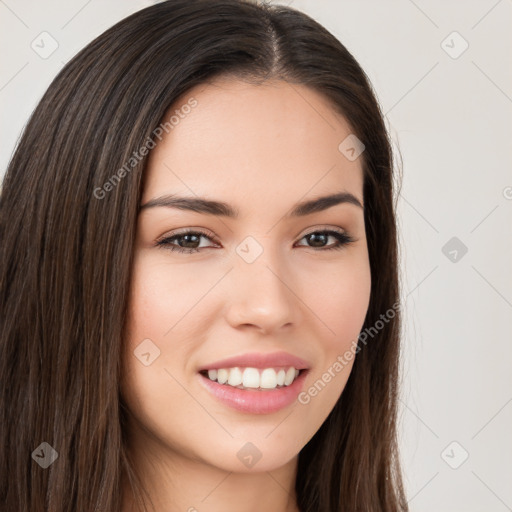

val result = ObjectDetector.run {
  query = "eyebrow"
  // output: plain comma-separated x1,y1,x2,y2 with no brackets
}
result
139,191,363,217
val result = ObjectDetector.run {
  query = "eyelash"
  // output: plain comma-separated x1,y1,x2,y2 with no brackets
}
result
155,228,355,254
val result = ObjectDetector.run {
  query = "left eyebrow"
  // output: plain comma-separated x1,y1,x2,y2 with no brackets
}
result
139,191,364,217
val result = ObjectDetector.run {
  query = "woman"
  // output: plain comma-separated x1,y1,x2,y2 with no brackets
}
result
0,1,408,510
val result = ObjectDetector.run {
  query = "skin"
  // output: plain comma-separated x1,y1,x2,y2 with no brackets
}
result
120,78,372,512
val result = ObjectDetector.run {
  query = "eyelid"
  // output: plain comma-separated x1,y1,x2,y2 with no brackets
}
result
155,227,218,245
298,224,347,238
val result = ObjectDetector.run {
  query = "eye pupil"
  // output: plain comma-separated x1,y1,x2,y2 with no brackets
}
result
307,233,327,247
180,234,200,248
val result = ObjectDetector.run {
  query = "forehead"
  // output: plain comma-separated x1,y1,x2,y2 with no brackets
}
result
143,78,364,209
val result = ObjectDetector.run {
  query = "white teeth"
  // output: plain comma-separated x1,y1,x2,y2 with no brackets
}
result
203,366,302,390
284,367,296,386
242,367,260,388
260,368,277,389
217,368,228,384
227,367,243,387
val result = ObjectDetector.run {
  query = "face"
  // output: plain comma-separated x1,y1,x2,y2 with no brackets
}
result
121,78,371,474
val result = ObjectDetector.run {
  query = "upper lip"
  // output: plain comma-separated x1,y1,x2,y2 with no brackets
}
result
198,351,310,371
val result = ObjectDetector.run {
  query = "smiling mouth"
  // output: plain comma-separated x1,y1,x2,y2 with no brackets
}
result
199,366,305,391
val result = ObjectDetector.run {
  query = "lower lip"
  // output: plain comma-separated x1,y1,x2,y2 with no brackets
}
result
198,370,309,414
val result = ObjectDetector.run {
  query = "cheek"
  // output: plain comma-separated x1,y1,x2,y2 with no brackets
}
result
293,247,370,393
308,252,372,350
122,258,200,400
295,254,371,436
121,258,200,450
121,258,184,403
126,254,209,343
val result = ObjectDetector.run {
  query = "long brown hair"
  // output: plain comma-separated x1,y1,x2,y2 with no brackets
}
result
0,1,407,510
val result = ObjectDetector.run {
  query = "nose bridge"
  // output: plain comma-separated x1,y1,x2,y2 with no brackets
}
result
225,234,297,331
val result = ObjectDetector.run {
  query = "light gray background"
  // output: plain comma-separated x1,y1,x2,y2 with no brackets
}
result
1,1,511,510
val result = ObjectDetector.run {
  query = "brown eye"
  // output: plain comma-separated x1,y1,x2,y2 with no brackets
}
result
156,230,217,254
296,230,354,251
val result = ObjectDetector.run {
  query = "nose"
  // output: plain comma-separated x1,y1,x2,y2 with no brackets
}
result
224,247,299,335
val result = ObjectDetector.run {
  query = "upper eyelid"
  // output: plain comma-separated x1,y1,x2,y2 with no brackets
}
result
157,227,217,244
